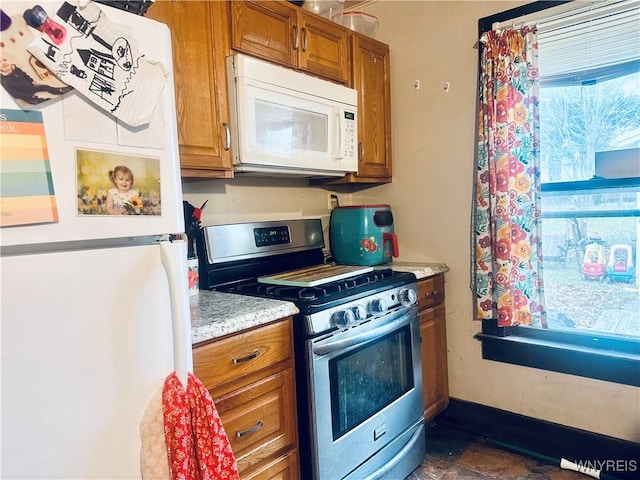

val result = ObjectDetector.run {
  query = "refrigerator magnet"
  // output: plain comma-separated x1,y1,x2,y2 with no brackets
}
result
0,10,72,109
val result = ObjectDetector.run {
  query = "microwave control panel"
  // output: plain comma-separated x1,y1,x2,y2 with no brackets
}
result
342,110,357,159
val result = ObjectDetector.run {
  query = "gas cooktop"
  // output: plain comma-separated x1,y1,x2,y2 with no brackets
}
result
214,268,416,315
196,218,416,314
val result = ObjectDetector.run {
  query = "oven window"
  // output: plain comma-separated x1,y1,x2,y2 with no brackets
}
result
329,325,414,440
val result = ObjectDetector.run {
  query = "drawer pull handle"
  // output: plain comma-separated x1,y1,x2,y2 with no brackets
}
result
236,421,264,438
232,350,260,364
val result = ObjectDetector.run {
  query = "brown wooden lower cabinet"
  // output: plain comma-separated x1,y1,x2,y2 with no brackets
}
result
416,274,449,420
241,450,299,480
193,318,299,480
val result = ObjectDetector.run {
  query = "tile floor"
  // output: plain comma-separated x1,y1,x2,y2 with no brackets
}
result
407,422,589,480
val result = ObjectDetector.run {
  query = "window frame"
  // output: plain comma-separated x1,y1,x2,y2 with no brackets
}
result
476,0,640,387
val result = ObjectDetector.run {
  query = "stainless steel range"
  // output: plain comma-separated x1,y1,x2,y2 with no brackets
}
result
197,218,425,480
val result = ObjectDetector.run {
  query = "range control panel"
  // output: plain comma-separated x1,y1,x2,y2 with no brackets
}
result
254,225,291,247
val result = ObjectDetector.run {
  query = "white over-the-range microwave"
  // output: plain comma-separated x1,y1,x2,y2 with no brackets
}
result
226,53,358,177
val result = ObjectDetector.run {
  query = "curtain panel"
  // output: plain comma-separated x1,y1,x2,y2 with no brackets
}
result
472,26,547,327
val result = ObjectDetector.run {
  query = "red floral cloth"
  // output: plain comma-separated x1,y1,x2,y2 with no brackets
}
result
162,372,239,480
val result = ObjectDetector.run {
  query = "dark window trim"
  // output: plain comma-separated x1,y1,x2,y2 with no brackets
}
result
475,321,640,387
476,1,640,387
478,1,570,35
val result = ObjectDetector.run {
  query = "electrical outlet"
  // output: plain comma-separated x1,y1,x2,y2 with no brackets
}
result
327,192,338,210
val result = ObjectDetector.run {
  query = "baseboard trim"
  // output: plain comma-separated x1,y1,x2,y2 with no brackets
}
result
434,398,640,480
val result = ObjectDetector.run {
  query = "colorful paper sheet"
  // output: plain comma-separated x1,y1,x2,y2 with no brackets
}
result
0,108,59,227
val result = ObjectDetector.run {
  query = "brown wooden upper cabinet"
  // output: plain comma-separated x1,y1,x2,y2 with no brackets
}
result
316,33,392,185
229,0,350,85
147,0,233,178
149,0,391,182
349,33,392,182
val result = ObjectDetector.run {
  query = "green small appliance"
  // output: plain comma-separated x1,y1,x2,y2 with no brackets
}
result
330,204,399,266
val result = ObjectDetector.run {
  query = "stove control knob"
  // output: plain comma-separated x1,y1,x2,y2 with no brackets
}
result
350,304,367,321
399,288,418,307
331,309,355,328
369,298,388,314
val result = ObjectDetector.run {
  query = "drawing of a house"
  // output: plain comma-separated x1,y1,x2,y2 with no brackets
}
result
77,48,115,80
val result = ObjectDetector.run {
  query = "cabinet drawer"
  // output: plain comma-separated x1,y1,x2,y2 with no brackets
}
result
417,274,445,311
194,320,293,389
243,450,299,480
215,369,297,475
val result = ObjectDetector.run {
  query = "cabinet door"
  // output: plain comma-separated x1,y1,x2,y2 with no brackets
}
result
419,303,449,420
229,0,298,69
147,0,233,177
213,369,297,476
243,450,299,480
298,13,349,84
351,34,392,181
417,274,445,311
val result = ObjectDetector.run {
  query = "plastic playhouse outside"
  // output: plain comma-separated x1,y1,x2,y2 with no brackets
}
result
582,242,607,281
606,244,635,284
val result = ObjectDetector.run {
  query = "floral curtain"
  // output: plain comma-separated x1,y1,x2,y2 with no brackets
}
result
472,26,547,327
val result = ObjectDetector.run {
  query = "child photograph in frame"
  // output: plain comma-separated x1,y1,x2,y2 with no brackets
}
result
76,149,161,216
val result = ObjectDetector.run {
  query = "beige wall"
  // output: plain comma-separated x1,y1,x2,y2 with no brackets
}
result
183,1,640,442
352,0,639,443
183,177,352,254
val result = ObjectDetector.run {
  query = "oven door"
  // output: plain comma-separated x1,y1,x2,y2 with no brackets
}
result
308,306,424,480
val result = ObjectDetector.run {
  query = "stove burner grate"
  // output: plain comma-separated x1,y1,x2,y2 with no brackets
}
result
224,268,397,302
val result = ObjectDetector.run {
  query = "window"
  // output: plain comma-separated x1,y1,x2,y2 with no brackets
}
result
539,74,639,338
477,0,640,386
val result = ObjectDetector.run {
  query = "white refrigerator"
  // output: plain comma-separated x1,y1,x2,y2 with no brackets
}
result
0,1,192,478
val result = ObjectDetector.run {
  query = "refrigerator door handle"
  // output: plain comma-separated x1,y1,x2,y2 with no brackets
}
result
159,237,193,386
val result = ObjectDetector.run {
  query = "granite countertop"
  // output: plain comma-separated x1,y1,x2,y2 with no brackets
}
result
190,291,299,345
379,261,449,280
190,261,448,345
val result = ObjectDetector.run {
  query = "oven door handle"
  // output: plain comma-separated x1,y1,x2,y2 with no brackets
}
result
313,312,413,356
